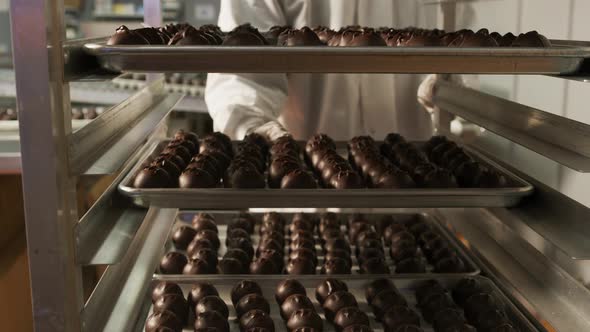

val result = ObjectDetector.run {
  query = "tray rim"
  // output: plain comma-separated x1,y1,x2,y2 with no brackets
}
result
83,39,590,75
117,139,534,208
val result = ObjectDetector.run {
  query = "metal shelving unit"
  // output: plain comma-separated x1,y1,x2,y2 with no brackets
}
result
10,0,590,331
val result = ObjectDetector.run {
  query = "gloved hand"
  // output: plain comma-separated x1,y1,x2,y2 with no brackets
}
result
248,120,291,142
417,74,479,114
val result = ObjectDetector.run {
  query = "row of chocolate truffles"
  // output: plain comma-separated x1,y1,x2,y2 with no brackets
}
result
109,23,551,47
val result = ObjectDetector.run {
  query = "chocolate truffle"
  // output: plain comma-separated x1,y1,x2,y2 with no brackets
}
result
192,217,219,234
286,309,323,332
512,31,551,47
259,249,285,269
290,237,316,252
134,166,172,188
240,310,275,332
375,169,416,189
360,257,391,274
194,311,230,332
322,291,358,322
145,310,183,332
276,279,307,305
370,289,408,320
365,279,398,304
187,282,219,307
342,325,373,332
228,167,266,188
154,294,189,323
159,252,188,274
152,281,184,303
389,242,418,262
422,168,458,188
151,157,181,183
330,170,364,189
174,130,199,145
231,280,263,306
187,238,214,256
435,256,465,273
227,238,255,259
384,224,408,245
441,324,477,332
107,25,150,45
415,280,445,306
229,217,256,234
395,257,426,274
179,167,217,188
189,248,218,268
286,257,317,275
419,292,456,322
322,258,351,274
280,294,315,320
278,27,323,46
334,307,370,332
408,222,430,237
464,293,502,322
193,212,215,224
246,328,273,332
382,306,420,332
263,212,286,225
250,257,280,274
433,307,466,331
289,248,318,266
281,169,318,189
357,247,385,265
269,159,302,188
313,26,337,44
218,257,246,274
183,258,214,275
432,246,458,262
223,25,268,46
315,279,349,304
237,293,271,318
258,238,284,253
169,26,211,45
196,295,229,319
390,231,416,247
194,229,220,250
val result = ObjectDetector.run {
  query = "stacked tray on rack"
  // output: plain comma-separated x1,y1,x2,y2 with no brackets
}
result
156,212,480,278
144,276,539,332
119,132,533,208
83,23,590,75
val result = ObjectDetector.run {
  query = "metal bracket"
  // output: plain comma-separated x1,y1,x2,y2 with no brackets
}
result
68,79,182,175
434,80,590,172
438,207,590,332
81,207,177,332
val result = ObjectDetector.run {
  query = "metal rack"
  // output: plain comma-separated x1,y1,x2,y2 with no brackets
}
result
10,1,590,331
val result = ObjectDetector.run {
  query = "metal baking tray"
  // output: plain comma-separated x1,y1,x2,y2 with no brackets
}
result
154,212,480,278
84,40,590,74
118,139,534,208
142,275,539,332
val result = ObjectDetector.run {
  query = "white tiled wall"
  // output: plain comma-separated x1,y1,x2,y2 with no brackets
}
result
424,0,590,204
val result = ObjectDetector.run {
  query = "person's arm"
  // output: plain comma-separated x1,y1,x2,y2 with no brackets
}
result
205,0,292,140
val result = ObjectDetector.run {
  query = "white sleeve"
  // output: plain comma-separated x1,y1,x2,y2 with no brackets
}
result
205,0,291,139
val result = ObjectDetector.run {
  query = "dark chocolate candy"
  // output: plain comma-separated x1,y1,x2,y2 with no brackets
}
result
159,252,188,274
315,278,348,304
286,309,323,332
237,293,271,318
231,280,263,306
194,311,230,332
196,295,229,319
276,279,307,305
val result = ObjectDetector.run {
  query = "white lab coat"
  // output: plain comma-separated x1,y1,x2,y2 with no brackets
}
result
205,0,434,141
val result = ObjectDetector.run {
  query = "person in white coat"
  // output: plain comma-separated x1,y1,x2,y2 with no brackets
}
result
205,0,439,141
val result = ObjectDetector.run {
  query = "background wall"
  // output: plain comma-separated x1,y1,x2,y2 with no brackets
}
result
419,0,590,207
